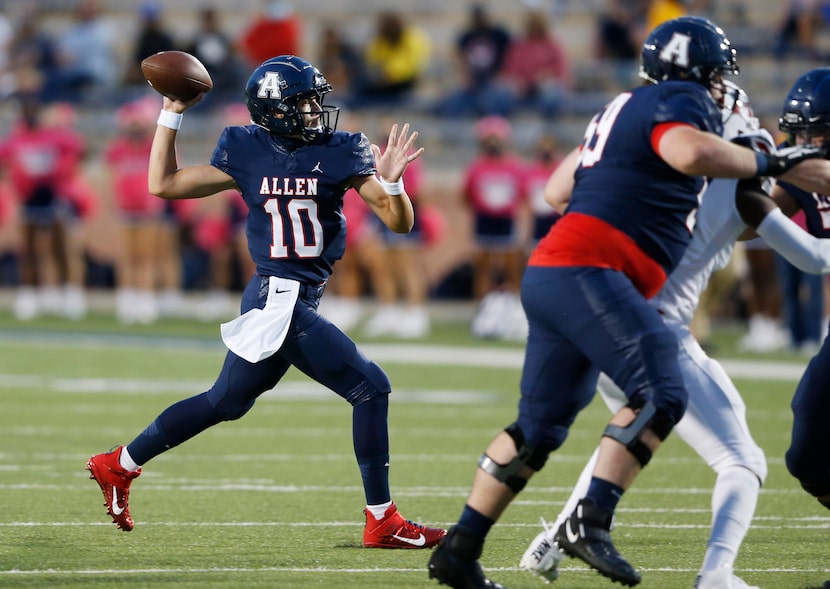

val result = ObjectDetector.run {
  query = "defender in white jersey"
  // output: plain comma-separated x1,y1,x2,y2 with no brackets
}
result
520,83,830,589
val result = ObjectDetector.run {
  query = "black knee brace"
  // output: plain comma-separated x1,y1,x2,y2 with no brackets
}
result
478,423,549,493
602,400,674,467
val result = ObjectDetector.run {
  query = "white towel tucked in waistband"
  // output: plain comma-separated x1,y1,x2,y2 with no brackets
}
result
220,276,299,363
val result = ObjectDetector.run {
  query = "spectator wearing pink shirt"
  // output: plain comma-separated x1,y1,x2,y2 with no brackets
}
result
462,116,527,301
104,96,183,324
42,101,98,320
497,9,573,117
0,96,88,320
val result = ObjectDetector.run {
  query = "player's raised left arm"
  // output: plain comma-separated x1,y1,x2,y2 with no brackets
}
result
354,123,421,233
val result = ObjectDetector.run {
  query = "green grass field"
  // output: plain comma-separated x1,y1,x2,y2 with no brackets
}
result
0,311,826,589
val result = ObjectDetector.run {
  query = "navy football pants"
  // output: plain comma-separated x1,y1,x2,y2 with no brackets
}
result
127,275,391,469
786,324,830,500
515,265,688,454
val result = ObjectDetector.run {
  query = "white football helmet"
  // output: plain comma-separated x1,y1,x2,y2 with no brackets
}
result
721,80,760,141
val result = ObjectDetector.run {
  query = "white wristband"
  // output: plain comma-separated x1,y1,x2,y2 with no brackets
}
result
157,110,183,130
378,176,404,195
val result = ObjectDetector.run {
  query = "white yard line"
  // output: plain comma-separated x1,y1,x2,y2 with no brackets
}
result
0,331,810,381
1,565,824,575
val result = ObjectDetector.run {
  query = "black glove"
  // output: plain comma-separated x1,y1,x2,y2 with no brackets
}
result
754,144,826,178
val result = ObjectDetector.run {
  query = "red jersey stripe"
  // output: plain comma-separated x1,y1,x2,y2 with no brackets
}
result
528,212,668,299
651,122,692,155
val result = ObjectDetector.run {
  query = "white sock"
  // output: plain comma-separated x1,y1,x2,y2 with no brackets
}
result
367,500,393,520
700,465,760,573
118,446,141,472
553,447,599,532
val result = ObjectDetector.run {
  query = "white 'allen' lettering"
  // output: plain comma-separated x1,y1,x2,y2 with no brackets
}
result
258,177,318,196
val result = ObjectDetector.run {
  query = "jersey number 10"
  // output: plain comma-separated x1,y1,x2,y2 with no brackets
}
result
265,198,324,258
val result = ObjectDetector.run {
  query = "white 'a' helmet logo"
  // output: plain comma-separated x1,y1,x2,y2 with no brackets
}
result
659,32,692,67
258,72,283,99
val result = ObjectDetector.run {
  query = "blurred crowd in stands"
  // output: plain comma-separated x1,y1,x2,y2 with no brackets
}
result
0,0,829,348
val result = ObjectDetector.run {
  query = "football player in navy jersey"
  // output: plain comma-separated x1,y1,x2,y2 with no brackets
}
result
85,55,447,550
428,17,824,589
769,68,830,550
518,80,830,589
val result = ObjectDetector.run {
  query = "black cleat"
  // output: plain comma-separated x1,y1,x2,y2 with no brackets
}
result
554,498,641,587
428,526,507,589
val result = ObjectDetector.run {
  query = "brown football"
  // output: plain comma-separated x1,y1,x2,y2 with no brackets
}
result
140,50,213,101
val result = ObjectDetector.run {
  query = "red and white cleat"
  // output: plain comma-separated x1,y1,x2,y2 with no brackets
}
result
363,502,446,549
86,446,141,532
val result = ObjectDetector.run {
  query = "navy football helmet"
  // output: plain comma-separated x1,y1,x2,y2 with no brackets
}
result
779,67,830,146
639,16,739,92
245,55,339,141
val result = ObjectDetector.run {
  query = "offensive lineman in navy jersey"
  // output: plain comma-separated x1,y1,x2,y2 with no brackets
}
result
428,17,824,589
767,70,830,588
86,55,447,549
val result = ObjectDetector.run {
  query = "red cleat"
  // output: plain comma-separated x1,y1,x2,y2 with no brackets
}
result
363,503,447,549
86,446,141,532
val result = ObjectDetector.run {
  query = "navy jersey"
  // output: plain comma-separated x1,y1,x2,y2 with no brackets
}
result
531,81,723,297
210,125,374,284
776,181,830,238
779,179,830,502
